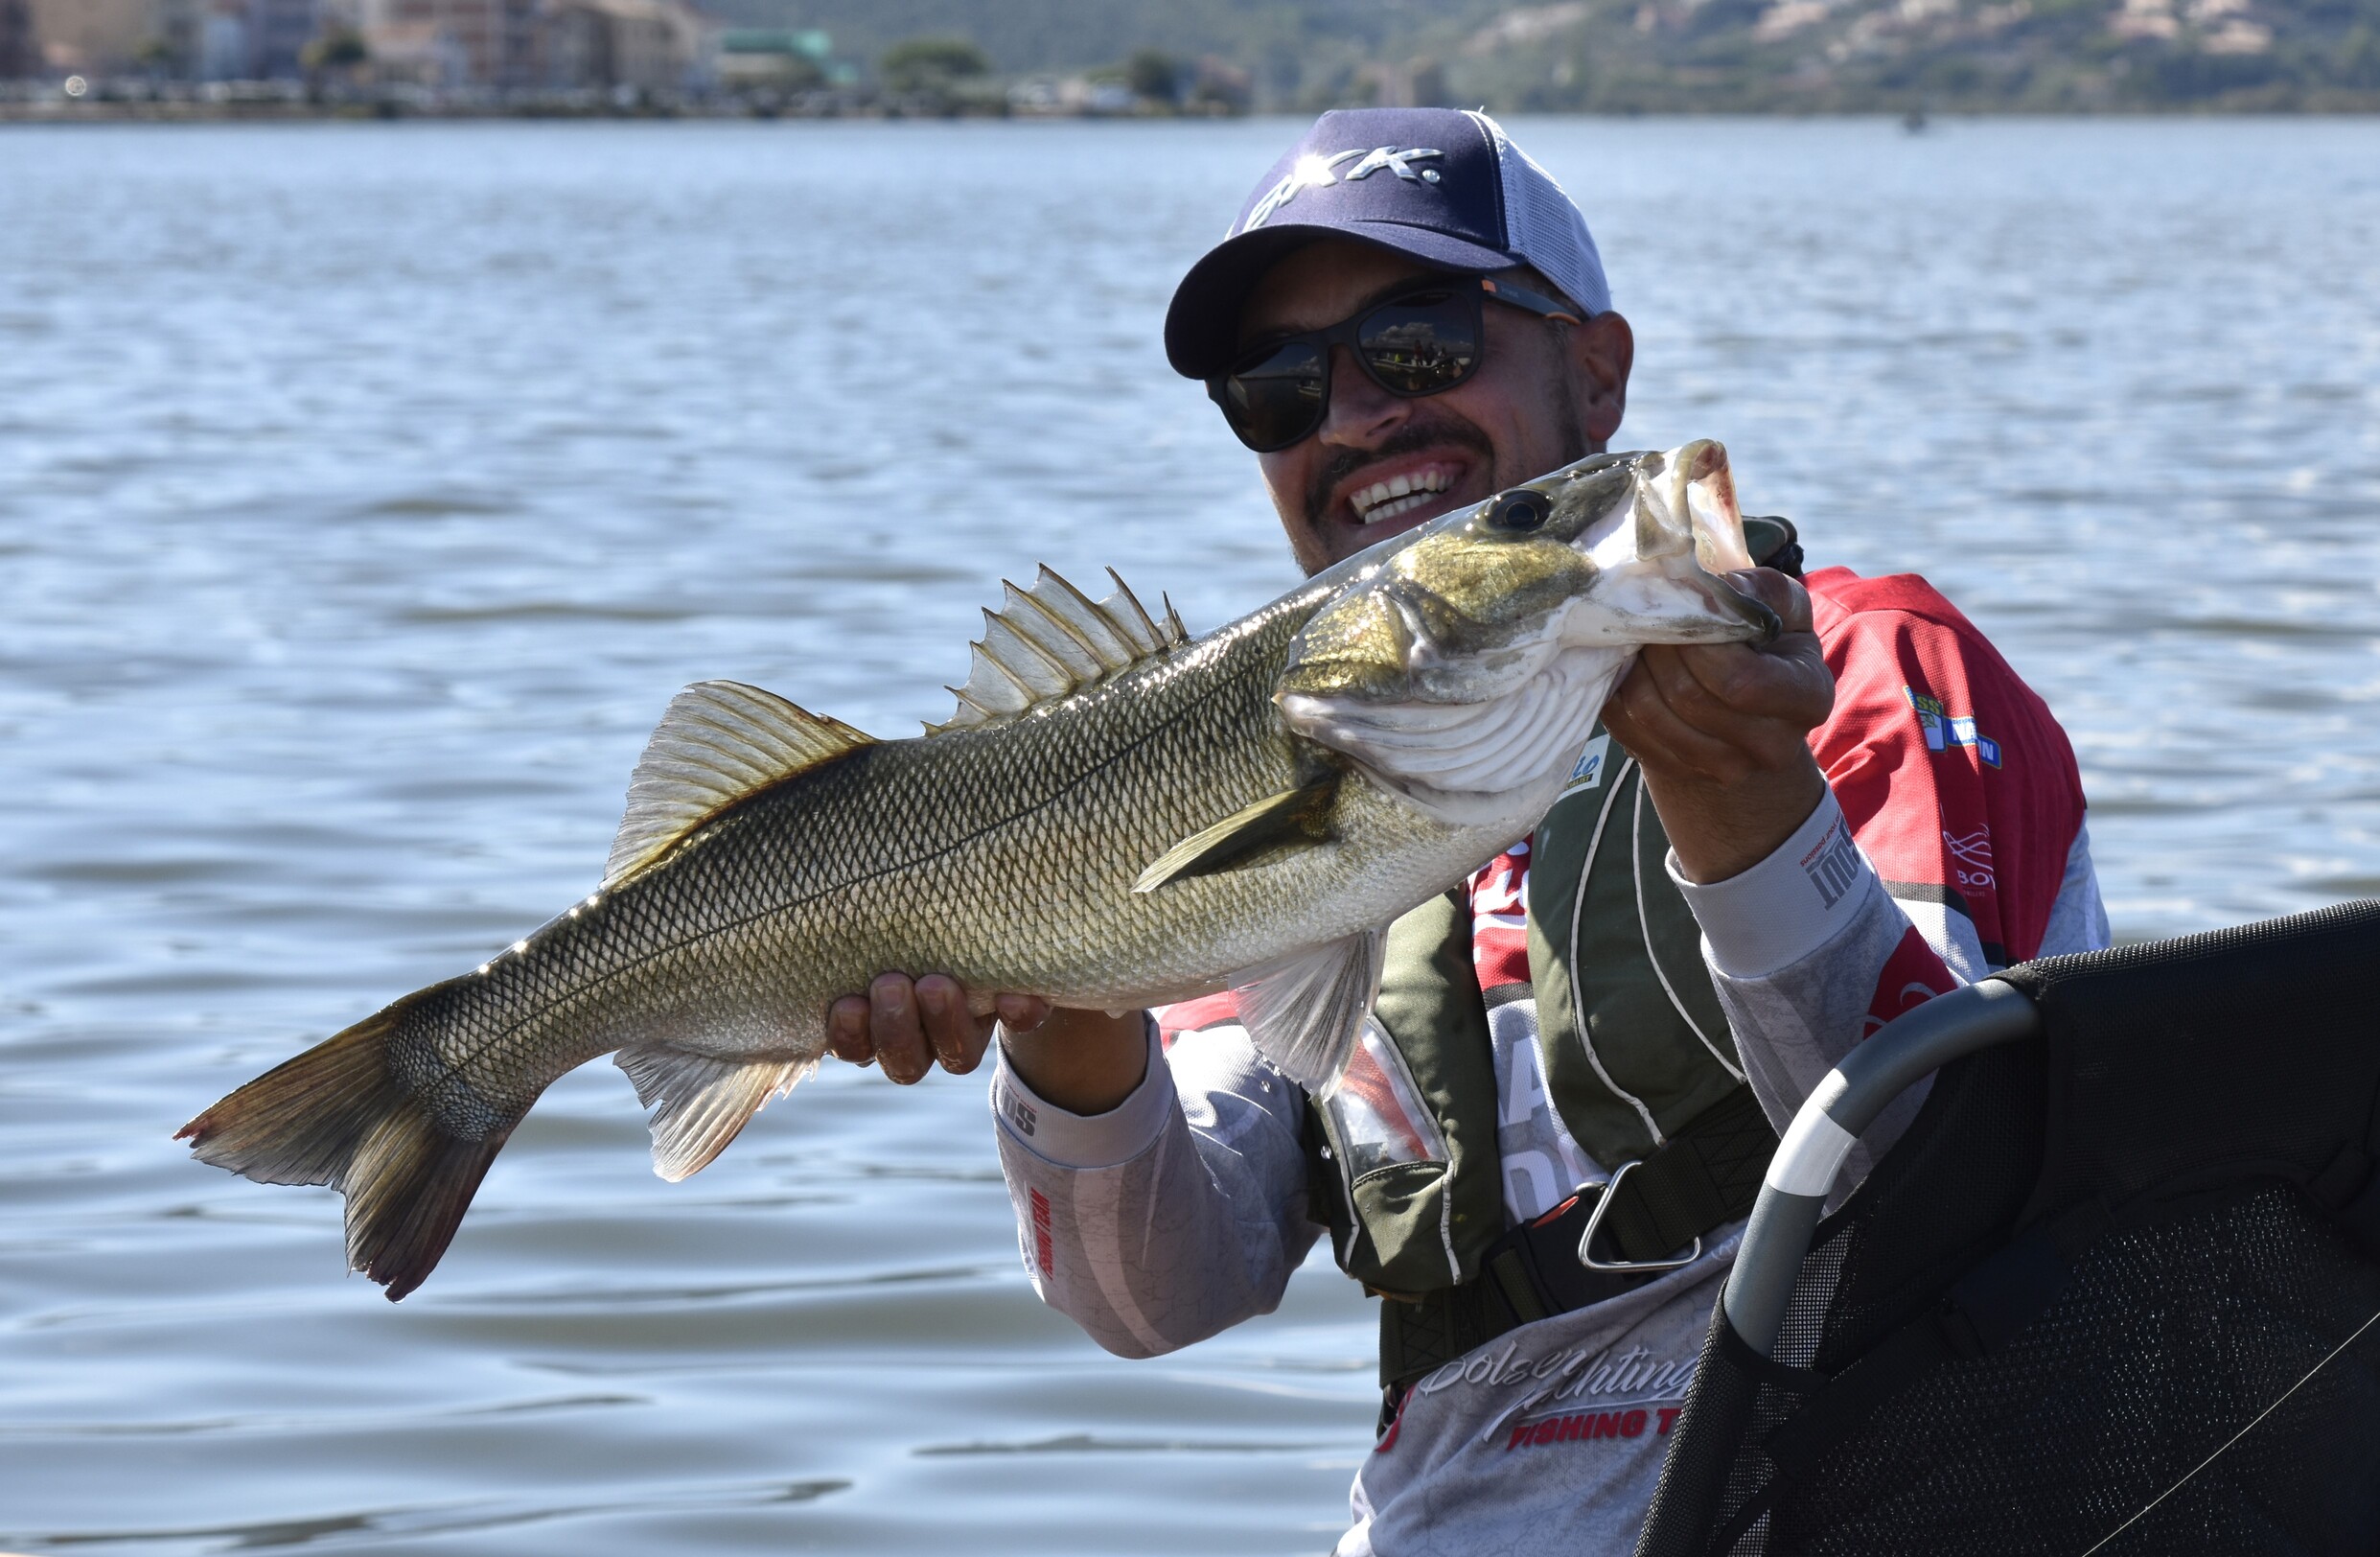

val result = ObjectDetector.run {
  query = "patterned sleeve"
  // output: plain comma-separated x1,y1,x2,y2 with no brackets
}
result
987,999,1321,1358
1669,568,2106,1170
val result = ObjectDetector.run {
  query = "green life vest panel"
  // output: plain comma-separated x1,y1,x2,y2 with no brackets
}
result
1526,744,1750,1160
1307,517,1798,1302
1307,888,1506,1293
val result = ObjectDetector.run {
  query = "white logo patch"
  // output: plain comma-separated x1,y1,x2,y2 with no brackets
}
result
1562,734,1611,794
1239,145,1445,232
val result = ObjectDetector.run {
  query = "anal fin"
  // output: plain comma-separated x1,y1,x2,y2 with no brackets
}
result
1232,927,1384,1098
614,1044,817,1182
1132,776,1339,895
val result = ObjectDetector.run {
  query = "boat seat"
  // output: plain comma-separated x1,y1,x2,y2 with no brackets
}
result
1635,898,2380,1557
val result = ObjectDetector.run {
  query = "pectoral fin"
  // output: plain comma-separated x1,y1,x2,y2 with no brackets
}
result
1131,776,1339,895
1232,928,1385,1097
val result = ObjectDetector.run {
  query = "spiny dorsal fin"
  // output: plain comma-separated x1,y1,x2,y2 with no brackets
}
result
607,680,872,886
925,566,1189,735
1131,776,1341,894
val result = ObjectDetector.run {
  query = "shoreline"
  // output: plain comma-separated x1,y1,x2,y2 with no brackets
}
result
5,99,2380,124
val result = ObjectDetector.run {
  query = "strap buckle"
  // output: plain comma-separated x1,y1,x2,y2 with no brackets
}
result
1577,1160,1703,1274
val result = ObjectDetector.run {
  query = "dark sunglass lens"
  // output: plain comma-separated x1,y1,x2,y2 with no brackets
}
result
1356,290,1479,395
1220,338,1326,450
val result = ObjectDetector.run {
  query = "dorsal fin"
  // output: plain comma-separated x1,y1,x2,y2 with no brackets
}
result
607,681,872,885
925,566,1189,735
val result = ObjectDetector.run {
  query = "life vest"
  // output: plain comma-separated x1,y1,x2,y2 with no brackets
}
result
1304,520,1799,1396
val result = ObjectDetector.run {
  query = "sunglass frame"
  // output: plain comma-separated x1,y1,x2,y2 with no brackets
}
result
1206,275,1585,453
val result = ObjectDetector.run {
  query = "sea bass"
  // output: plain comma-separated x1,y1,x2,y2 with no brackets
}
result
180,441,1778,1298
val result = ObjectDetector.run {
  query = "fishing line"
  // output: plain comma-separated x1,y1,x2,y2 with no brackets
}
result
2076,1299,2380,1557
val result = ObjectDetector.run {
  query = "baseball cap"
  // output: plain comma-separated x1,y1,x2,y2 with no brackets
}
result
1164,107,1611,380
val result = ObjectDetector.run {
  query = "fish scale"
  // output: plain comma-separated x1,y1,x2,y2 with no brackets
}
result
179,444,1777,1298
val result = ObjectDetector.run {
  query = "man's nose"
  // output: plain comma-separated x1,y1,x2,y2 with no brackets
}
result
1315,344,1410,450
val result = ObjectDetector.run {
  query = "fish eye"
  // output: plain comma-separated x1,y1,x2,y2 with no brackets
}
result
1485,489,1549,532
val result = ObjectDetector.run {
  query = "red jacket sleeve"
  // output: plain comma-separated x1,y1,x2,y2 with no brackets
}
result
1807,567,2089,969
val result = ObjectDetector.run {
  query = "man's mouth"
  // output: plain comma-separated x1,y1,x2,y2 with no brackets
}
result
1348,461,1461,526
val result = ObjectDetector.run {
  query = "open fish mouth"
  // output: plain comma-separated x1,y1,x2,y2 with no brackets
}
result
1278,440,1776,829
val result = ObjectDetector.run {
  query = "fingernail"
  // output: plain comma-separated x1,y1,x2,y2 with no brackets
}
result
919,984,946,1018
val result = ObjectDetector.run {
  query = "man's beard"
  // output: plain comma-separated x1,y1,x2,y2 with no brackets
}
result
1293,370,1591,575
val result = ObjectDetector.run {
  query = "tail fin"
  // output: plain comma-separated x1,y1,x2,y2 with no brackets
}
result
176,1008,510,1300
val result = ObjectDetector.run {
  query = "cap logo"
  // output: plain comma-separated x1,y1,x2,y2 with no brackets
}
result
1239,146,1446,233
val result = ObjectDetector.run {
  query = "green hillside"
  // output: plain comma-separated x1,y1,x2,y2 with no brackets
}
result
712,0,2380,108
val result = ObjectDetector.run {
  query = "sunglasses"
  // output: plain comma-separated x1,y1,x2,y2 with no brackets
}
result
1207,276,1585,453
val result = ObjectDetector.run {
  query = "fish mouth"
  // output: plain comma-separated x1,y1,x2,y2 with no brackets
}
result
1280,440,1778,825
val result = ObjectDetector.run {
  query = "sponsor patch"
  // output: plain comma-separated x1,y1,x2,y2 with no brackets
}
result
1905,686,2003,768
997,1081,1038,1140
1504,1406,1683,1451
1798,813,1863,910
1241,145,1444,229
1028,1187,1054,1280
1562,733,1612,794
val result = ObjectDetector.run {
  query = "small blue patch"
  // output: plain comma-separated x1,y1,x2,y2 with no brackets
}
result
1906,687,2003,768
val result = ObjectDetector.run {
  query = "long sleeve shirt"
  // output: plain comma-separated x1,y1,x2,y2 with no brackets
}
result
988,567,2109,1556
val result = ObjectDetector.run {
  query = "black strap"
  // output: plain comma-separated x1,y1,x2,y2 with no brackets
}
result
1378,1085,1778,1402
1593,1084,1776,1267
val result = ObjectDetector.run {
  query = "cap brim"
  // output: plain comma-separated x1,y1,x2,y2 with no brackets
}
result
1164,221,1520,380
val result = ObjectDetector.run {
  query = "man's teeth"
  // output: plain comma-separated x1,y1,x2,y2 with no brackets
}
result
1361,491,1438,524
1352,468,1453,525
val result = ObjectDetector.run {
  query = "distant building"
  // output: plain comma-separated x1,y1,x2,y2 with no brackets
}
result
362,0,536,86
31,0,172,74
542,0,706,94
196,0,320,78
714,27,829,93
0,0,35,79
248,0,319,74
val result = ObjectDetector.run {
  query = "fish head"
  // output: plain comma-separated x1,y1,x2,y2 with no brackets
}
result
1276,440,1779,830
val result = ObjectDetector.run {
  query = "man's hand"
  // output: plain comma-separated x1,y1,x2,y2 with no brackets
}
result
824,974,1045,1084
824,976,1149,1114
1603,568,1835,884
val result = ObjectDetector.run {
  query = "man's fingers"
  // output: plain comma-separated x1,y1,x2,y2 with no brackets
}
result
1608,656,1764,784
995,993,1053,1034
825,995,875,1065
1727,568,1814,636
831,976,1053,1082
869,972,934,1085
916,974,994,1075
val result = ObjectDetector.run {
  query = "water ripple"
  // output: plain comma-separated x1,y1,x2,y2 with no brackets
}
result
1,116,2375,1555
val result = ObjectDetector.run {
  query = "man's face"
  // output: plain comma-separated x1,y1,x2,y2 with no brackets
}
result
1236,239,1633,576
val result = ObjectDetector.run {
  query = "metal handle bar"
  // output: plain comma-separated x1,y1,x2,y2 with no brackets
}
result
1720,977,2043,1358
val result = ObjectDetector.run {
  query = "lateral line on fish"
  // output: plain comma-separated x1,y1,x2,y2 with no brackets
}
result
401,616,1300,1087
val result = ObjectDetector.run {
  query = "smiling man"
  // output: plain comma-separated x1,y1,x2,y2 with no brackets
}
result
824,110,2111,1554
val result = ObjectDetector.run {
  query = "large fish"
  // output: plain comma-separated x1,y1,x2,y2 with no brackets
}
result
180,441,1778,1297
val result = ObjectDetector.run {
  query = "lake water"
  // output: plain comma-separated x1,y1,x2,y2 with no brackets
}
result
1,116,2376,1555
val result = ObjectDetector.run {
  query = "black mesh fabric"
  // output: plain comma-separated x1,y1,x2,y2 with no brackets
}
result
1638,900,2380,1557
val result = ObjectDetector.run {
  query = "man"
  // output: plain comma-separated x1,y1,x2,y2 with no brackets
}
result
822,109,2110,1553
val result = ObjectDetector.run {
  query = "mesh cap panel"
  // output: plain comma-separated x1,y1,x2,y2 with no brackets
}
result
1464,110,1612,317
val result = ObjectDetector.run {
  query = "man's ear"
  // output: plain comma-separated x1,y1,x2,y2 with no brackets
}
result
1571,311,1634,449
